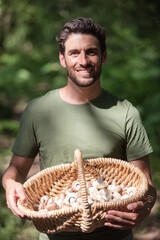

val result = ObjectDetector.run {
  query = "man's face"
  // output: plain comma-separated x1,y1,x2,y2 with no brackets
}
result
59,34,106,87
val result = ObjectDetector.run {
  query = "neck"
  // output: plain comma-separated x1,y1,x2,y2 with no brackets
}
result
59,80,103,104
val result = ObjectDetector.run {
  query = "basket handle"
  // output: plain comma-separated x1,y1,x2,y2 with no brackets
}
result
74,149,92,232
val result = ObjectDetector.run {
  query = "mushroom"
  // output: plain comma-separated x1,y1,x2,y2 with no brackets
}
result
126,187,137,196
88,196,93,204
59,192,66,200
70,202,79,207
88,187,99,195
63,203,71,208
93,176,108,190
76,197,82,205
86,181,92,189
99,189,112,201
38,195,50,210
96,181,108,190
64,192,77,205
47,198,54,205
38,202,46,210
108,180,122,193
55,198,64,208
121,194,129,200
46,202,59,211
71,181,80,192
112,191,121,200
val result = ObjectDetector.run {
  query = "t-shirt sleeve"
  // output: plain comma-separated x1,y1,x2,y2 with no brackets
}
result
12,102,39,158
125,104,153,161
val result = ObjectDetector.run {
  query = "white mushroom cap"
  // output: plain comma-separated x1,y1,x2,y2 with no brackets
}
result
71,181,80,192
70,202,79,207
64,192,77,204
59,192,66,200
99,189,112,201
108,184,122,193
88,196,93,204
38,195,50,210
121,194,129,200
86,181,92,189
76,197,82,205
96,181,108,190
112,191,121,200
126,187,137,196
88,187,99,195
40,195,50,204
92,176,108,190
46,202,59,211
55,198,64,208
47,198,54,205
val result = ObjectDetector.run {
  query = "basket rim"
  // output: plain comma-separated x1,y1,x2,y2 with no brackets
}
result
23,157,148,188
18,156,148,219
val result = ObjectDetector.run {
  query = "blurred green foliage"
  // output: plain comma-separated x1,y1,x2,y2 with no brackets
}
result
0,0,160,178
0,1,160,238
0,2,159,168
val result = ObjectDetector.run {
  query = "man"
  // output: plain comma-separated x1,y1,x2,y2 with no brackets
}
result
2,17,156,240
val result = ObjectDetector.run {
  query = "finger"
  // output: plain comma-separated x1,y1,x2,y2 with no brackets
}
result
105,212,136,225
7,189,24,217
15,188,27,204
105,210,139,224
127,201,144,212
104,221,132,230
106,210,137,220
105,213,136,230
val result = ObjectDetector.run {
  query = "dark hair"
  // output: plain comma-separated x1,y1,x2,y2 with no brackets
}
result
56,17,106,55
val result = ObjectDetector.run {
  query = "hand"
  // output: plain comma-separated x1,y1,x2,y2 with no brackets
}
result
104,200,151,230
6,180,26,218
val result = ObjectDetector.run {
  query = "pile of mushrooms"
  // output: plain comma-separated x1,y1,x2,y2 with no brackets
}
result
38,176,137,211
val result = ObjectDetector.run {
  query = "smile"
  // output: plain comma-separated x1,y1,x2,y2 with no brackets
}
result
76,68,93,73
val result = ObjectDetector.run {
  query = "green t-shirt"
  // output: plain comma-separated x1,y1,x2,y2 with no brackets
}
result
12,89,152,168
12,89,152,240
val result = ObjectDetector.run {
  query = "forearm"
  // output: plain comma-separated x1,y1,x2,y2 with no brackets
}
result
2,154,34,217
130,156,157,211
2,154,34,191
2,163,25,191
144,181,157,212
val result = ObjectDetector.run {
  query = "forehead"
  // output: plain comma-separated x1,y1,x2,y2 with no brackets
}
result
65,33,100,52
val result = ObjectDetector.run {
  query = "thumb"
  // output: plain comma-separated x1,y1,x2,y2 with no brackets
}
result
15,188,27,204
127,201,144,212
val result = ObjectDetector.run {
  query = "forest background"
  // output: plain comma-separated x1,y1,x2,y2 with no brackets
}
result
0,0,160,239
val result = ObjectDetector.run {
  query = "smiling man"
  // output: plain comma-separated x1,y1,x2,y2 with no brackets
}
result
60,34,105,88
2,17,156,240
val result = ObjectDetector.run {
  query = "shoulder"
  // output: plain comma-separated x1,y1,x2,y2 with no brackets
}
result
25,89,58,112
21,89,59,120
101,90,141,123
102,90,133,111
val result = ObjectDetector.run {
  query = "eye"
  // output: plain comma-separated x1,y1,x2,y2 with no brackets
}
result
69,50,79,56
86,49,98,56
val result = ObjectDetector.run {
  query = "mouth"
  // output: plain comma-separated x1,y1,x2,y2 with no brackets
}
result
75,68,93,75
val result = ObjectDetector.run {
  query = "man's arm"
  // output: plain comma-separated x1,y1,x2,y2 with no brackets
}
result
104,155,157,230
2,154,35,218
129,155,156,212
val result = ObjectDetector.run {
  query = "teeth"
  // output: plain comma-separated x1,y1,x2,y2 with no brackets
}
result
77,70,91,73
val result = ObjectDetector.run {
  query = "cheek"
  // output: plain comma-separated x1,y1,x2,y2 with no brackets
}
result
66,58,77,68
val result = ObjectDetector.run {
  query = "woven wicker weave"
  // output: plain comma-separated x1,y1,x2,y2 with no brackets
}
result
18,149,148,233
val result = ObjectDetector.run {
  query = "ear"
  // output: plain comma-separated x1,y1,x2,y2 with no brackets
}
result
59,52,66,68
102,50,107,64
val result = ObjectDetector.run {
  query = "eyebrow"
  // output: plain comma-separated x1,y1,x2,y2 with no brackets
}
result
67,47,99,54
68,49,79,54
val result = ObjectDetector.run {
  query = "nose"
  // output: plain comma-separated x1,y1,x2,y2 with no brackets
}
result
78,51,88,66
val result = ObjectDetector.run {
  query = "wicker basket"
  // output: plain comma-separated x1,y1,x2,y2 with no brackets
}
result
18,149,148,233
